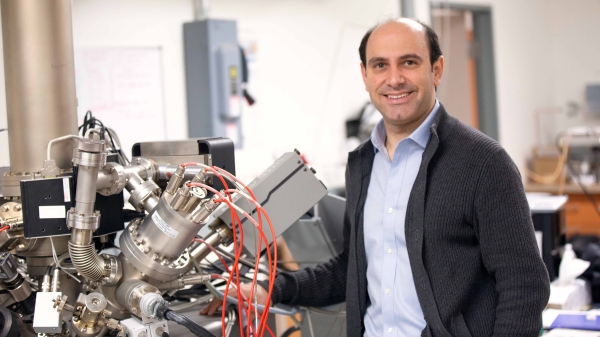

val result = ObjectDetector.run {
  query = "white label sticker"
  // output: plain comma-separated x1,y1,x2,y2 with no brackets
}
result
152,211,179,239
39,205,66,219
63,178,71,203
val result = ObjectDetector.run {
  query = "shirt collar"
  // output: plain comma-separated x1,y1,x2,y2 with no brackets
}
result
370,99,440,154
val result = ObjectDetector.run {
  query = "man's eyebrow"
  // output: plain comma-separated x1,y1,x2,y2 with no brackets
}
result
367,57,387,66
367,54,424,66
399,53,423,61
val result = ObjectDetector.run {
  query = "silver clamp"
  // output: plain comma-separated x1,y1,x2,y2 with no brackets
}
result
99,162,126,196
67,208,101,231
133,157,157,181
129,179,161,212
72,150,107,168
101,254,122,286
72,140,107,168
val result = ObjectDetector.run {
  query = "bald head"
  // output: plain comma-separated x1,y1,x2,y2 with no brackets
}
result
358,18,442,69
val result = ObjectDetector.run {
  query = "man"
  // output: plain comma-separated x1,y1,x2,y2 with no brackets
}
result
202,18,550,336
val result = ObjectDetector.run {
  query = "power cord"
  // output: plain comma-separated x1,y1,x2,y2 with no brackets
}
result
155,304,217,337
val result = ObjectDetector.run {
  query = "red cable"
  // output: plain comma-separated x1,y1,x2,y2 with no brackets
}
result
219,186,277,334
192,238,230,274
0,226,9,232
217,198,274,336
188,176,276,336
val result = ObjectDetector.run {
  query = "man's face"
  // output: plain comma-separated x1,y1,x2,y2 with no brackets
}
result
361,20,444,132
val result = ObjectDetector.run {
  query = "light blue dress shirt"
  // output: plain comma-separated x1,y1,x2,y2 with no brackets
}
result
363,100,440,337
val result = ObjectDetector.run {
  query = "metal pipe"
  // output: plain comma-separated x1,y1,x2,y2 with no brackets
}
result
158,164,204,181
1,0,78,172
70,229,92,246
74,166,100,215
96,170,114,191
68,141,106,282
157,274,213,291
68,242,105,282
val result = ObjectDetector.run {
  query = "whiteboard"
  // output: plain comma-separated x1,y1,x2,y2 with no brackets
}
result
74,47,166,158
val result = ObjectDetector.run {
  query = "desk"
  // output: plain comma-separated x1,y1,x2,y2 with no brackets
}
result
526,183,600,237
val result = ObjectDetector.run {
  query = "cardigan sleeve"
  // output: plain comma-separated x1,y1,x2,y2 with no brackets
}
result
259,164,352,308
473,147,550,337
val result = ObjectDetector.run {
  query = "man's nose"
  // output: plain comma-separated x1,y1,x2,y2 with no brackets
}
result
386,67,405,88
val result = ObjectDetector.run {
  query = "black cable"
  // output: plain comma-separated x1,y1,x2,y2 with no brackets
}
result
105,128,129,164
162,332,170,337
165,311,217,337
281,326,301,337
156,304,217,337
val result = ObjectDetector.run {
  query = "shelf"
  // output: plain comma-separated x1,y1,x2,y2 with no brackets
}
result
525,183,600,195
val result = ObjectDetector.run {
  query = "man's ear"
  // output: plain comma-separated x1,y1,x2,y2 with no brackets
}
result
433,56,444,87
361,63,368,91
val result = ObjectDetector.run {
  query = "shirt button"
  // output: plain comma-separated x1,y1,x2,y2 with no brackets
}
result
388,248,392,254
388,208,393,213
385,288,390,294
388,328,393,333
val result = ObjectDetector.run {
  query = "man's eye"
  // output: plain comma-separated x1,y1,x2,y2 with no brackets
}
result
375,63,385,69
404,60,416,66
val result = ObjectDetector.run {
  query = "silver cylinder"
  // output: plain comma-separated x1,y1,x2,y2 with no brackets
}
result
181,187,206,213
115,280,159,317
165,165,185,195
137,197,206,259
188,230,222,267
40,274,51,293
51,268,60,292
74,166,100,215
170,184,191,211
82,292,107,323
3,273,32,302
1,0,78,173
158,164,204,182
191,195,220,224
70,229,93,246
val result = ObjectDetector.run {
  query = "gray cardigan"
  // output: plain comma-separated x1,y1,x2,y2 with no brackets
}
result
267,105,550,336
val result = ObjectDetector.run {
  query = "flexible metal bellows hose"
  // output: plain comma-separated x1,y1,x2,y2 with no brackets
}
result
68,241,105,281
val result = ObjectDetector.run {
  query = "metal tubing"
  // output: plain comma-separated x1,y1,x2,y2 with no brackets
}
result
157,274,212,291
125,173,144,192
74,166,100,215
144,195,160,213
70,229,93,246
1,0,78,172
182,230,222,274
96,170,114,191
68,241,105,282
158,164,204,181
123,164,150,180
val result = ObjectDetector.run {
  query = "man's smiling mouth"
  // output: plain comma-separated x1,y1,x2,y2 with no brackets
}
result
386,92,410,99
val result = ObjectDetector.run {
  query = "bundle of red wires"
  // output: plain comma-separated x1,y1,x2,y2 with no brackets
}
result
182,163,278,337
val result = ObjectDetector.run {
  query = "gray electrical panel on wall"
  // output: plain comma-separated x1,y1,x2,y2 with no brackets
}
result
184,19,243,148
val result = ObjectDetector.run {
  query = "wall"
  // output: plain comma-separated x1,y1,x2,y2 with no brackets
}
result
433,10,474,127
548,0,600,141
72,0,401,189
418,0,556,173
0,0,399,189
2,0,599,184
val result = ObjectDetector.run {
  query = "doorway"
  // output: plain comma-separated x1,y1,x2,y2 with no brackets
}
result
430,3,499,140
